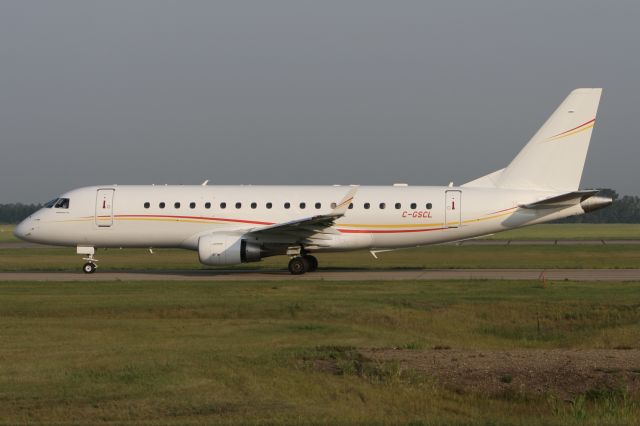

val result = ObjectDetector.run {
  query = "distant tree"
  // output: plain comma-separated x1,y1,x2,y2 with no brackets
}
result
555,188,640,223
0,204,42,224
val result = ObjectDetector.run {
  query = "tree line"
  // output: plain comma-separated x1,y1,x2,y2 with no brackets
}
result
556,189,640,223
0,203,42,224
1,189,639,223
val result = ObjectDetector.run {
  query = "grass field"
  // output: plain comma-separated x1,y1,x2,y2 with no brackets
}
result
1,244,639,272
0,279,638,425
0,224,16,243
489,224,640,240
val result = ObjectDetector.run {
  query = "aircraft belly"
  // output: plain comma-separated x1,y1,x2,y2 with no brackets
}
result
324,233,374,251
85,221,220,248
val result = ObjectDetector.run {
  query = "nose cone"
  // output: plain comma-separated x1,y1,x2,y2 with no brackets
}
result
14,218,33,241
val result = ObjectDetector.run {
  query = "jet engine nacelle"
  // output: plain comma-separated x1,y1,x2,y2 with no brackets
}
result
198,234,262,266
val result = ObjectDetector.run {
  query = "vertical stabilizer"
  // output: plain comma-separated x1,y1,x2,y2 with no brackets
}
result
496,88,602,192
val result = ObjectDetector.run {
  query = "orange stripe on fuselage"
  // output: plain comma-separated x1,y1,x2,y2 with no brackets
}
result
56,208,518,234
486,206,518,215
115,214,274,226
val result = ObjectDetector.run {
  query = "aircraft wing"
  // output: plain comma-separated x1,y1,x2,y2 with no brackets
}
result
246,187,357,241
519,190,600,209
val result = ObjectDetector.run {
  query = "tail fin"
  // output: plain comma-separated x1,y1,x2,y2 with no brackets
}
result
495,88,602,192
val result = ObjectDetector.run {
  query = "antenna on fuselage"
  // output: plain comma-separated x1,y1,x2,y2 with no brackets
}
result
201,180,209,186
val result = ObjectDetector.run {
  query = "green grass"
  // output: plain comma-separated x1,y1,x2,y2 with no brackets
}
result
0,279,638,424
1,244,639,271
0,224,16,243
490,223,640,240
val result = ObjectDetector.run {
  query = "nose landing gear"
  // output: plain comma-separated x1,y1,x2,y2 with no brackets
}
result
77,246,98,274
82,261,97,274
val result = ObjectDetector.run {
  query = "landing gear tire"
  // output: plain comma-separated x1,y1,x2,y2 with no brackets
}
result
83,262,97,274
288,257,309,275
304,255,318,272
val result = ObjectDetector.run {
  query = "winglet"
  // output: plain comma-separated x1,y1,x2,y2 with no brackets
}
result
330,187,358,217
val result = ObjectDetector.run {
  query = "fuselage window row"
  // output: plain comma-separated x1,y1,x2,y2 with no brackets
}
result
144,201,433,211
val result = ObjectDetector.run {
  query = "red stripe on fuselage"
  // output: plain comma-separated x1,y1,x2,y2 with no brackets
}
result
486,206,518,215
337,227,447,234
115,214,274,226
114,214,447,234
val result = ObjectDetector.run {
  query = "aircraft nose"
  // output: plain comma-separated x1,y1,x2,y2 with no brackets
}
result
14,218,34,241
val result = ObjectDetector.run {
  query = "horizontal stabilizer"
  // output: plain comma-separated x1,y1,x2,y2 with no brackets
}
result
519,190,599,209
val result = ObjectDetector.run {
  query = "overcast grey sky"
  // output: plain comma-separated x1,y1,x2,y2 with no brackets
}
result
1,1,638,203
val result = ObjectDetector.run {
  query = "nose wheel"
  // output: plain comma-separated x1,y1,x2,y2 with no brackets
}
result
287,255,318,275
83,262,97,274
79,248,98,274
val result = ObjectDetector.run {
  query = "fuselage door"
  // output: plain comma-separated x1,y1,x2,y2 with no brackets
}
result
445,190,462,228
95,189,115,227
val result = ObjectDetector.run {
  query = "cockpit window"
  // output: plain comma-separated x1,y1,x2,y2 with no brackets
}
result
54,198,70,209
45,198,70,208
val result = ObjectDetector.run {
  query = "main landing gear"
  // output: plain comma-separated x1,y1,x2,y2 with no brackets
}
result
288,255,318,275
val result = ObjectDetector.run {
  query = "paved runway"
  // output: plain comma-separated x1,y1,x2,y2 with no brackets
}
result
1,268,639,282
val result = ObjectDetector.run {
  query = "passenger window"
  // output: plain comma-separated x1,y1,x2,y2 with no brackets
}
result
266,202,272,209
190,202,196,209
331,202,337,209
251,202,257,209
426,203,432,209
315,202,321,209
205,202,211,209
159,202,166,209
220,202,226,209
410,203,417,209
348,203,354,209
379,203,386,209
395,203,401,209
144,202,150,209
235,202,242,209
364,203,370,209
284,202,291,209
174,202,181,209
300,202,306,209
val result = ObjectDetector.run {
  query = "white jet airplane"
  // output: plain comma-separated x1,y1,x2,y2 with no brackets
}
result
15,88,612,274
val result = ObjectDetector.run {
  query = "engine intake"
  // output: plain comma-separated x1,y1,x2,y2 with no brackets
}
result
198,234,262,266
